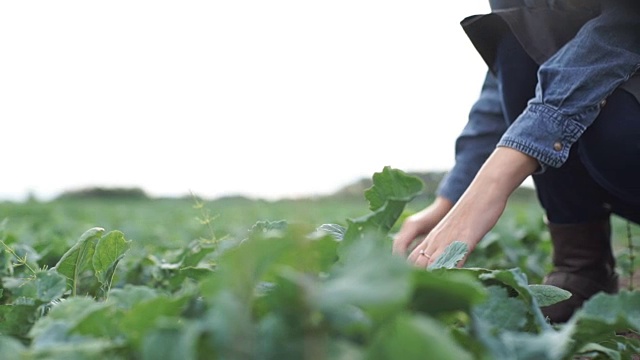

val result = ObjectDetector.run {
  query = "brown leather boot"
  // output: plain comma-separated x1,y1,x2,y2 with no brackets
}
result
540,218,619,323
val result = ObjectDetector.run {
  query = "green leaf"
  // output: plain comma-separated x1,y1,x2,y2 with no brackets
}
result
577,342,623,360
410,268,486,317
0,336,25,357
577,291,640,330
175,238,216,268
479,268,550,330
107,284,159,310
254,278,309,359
367,314,473,360
28,339,121,359
0,304,38,339
69,305,122,340
317,233,412,315
28,297,106,342
92,230,131,297
201,290,255,359
339,168,423,257
118,294,192,347
497,326,575,360
472,317,575,360
54,227,105,296
472,285,528,332
341,200,407,247
142,320,204,360
570,290,640,351
201,224,320,302
528,284,571,307
428,241,468,270
35,270,67,303
364,166,424,211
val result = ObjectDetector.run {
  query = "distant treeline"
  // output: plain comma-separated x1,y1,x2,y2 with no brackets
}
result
56,187,149,200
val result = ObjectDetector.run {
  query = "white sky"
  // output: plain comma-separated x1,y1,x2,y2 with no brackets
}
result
1,1,492,201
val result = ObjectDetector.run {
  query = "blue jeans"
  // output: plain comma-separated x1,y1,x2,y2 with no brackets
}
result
495,32,640,225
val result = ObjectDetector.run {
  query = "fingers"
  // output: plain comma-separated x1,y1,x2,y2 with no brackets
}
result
407,240,434,266
407,231,474,269
392,227,420,255
408,242,465,269
408,246,433,268
392,197,454,256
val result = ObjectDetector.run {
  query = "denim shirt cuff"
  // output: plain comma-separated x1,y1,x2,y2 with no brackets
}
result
436,177,464,204
497,103,599,171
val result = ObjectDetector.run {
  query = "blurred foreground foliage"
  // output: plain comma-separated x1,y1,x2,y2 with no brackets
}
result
0,167,638,359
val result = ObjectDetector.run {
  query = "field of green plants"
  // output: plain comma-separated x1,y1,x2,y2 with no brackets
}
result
0,167,639,359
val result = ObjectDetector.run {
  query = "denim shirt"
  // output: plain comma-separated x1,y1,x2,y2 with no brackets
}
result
438,0,640,203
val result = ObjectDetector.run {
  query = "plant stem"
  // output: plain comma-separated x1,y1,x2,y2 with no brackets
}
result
0,239,37,275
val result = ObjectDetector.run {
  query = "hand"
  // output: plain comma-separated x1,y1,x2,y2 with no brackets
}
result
392,196,453,256
408,147,538,268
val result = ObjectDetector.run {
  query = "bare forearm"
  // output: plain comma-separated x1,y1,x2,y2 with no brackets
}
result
408,147,538,267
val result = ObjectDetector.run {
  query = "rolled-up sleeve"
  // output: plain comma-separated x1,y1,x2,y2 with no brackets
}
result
498,0,640,170
438,71,508,202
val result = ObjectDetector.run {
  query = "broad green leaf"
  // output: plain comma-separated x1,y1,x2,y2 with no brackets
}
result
410,268,486,317
175,238,216,268
497,326,575,360
317,233,412,315
576,334,640,360
0,304,38,338
107,284,159,310
479,268,550,330
342,200,406,245
528,284,571,307
577,291,640,331
472,285,527,332
202,291,255,359
364,166,424,211
248,224,339,279
569,290,640,351
70,305,121,339
576,342,623,360
3,276,37,300
27,339,121,360
428,241,468,270
0,336,25,357
200,224,314,302
472,317,575,360
142,320,204,360
255,283,307,359
167,267,214,290
339,168,423,255
54,227,104,296
261,268,371,346
118,294,191,347
328,340,365,360
28,297,106,342
92,231,131,289
367,314,473,360
35,270,67,303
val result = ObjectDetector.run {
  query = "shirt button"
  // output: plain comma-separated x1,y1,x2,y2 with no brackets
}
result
553,142,563,151
600,99,607,107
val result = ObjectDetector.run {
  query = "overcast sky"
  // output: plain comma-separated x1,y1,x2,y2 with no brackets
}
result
1,1,492,201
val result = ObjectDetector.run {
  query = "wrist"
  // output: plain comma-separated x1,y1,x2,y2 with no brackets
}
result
474,147,537,197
